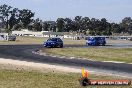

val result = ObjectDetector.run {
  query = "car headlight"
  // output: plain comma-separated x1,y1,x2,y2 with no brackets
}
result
87,41,90,43
51,43,55,44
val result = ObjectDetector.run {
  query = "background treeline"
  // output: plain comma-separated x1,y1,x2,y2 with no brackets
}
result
0,4,132,35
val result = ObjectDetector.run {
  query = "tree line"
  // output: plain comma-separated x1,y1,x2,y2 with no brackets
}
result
0,4,132,35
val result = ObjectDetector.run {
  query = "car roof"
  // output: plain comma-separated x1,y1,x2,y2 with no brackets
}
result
89,36,105,38
50,37,60,38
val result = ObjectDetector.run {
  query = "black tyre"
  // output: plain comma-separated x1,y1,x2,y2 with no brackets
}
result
86,43,88,46
95,43,99,46
102,43,105,46
102,42,106,46
60,44,63,48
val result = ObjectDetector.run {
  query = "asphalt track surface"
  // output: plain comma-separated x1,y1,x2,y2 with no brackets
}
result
0,44,132,76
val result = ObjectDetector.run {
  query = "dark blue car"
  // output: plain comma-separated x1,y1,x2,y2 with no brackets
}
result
44,38,63,48
86,37,106,46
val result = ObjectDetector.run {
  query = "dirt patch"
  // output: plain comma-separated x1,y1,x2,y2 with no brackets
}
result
107,39,132,44
0,58,81,73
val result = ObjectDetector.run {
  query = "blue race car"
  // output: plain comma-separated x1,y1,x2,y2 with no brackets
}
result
43,38,63,48
86,37,106,46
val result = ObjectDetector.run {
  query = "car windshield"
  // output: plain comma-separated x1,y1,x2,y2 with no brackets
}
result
47,38,57,41
88,37,95,41
96,37,105,40
88,37,105,41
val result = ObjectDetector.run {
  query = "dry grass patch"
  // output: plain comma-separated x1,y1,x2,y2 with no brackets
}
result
41,48,132,63
0,70,131,88
0,36,85,45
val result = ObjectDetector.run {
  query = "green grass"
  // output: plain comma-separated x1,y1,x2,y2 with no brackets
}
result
41,48,132,63
0,36,85,45
0,36,47,45
0,36,131,45
0,70,131,88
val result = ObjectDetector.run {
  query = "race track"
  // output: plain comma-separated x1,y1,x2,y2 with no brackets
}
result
0,44,132,75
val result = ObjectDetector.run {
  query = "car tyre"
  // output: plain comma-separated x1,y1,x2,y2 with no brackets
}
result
60,44,63,48
102,43,106,46
86,43,88,46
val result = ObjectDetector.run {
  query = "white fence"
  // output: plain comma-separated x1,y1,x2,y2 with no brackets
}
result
12,30,74,38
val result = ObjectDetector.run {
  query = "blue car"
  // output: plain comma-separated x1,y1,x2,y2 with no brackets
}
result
86,37,106,46
43,38,63,48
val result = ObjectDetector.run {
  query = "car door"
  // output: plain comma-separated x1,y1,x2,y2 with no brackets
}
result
57,38,63,46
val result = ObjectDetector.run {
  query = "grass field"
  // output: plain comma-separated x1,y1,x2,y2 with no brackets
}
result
0,36,131,45
41,48,132,63
0,36,132,88
0,70,131,88
0,36,85,45
1,36,132,63
0,36,47,45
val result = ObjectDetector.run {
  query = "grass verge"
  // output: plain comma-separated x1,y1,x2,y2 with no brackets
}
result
41,48,132,63
0,36,47,45
0,36,85,45
0,70,131,88
0,36,131,45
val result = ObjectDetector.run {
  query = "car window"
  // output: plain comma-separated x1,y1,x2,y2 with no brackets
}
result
57,38,62,42
95,37,99,40
100,37,105,40
88,37,95,41
47,38,57,41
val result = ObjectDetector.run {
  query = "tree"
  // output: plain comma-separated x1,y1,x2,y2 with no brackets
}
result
74,16,83,32
89,18,98,35
100,18,112,35
111,23,121,33
120,17,132,35
19,9,34,28
9,15,16,30
43,22,50,31
8,8,20,30
13,23,22,30
32,18,42,31
71,21,78,32
0,16,5,32
64,18,72,32
56,18,64,32
0,4,12,29
75,16,82,22
82,17,90,29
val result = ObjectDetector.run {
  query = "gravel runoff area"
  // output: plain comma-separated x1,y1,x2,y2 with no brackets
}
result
0,58,82,73
0,57,132,79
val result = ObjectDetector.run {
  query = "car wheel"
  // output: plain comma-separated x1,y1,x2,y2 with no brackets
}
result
86,43,88,46
60,44,63,48
102,43,105,46
50,45,54,48
95,43,100,46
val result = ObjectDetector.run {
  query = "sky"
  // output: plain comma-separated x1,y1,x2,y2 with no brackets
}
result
1,0,132,23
